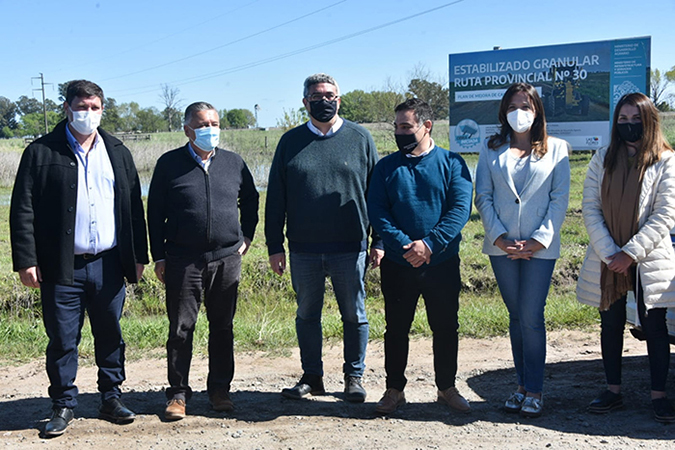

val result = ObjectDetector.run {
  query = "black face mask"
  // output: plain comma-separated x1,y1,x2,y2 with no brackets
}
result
395,133,419,154
617,122,643,143
309,99,338,123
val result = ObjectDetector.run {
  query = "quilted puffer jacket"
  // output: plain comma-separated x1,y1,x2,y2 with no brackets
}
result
577,146,675,310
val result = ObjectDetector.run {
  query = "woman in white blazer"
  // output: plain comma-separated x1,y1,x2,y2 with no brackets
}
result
577,92,675,423
475,83,571,418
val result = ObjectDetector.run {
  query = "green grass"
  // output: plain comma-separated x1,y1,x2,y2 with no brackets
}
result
0,122,654,364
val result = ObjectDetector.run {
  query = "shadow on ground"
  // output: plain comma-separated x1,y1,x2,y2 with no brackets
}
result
1,354,673,441
466,353,675,440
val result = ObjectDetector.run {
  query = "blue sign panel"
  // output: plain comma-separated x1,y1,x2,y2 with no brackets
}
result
448,37,651,152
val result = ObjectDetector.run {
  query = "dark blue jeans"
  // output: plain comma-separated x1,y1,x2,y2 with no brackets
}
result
600,281,670,391
380,255,461,391
165,253,241,401
289,251,368,378
490,256,556,394
40,249,127,409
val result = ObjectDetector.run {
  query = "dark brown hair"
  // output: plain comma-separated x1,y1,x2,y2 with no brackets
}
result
487,83,548,157
65,80,104,105
604,92,672,175
395,98,434,133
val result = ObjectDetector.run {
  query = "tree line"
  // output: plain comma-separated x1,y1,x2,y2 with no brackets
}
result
2,66,673,139
0,83,257,138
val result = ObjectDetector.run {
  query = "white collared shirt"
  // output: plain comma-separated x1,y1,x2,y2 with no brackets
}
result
405,138,435,158
65,125,117,255
306,117,344,136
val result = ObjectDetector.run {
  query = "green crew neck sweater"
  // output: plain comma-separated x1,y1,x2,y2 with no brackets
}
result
265,120,380,255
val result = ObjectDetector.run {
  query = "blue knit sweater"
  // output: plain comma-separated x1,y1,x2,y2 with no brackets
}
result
367,145,473,267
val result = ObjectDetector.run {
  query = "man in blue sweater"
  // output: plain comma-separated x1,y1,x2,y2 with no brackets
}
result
148,102,259,420
266,73,383,402
367,98,473,415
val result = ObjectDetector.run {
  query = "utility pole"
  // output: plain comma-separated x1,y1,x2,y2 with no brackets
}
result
32,73,52,135
254,104,261,128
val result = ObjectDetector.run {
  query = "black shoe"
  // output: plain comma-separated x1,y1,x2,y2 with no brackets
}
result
281,374,325,399
44,407,74,437
344,375,366,403
588,390,623,414
653,397,675,423
99,398,135,424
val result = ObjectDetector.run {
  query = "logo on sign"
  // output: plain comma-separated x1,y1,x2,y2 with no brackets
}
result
455,119,481,149
585,136,601,148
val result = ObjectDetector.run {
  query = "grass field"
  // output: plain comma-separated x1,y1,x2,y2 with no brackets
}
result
0,115,673,364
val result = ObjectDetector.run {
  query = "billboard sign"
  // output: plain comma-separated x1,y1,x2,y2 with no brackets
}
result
449,37,651,152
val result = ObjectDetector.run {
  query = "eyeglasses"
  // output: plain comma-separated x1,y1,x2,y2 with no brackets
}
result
306,92,339,101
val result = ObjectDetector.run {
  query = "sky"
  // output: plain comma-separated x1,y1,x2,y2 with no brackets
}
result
2,0,674,128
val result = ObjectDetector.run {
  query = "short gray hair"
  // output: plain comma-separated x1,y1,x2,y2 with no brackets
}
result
184,101,217,125
303,73,340,98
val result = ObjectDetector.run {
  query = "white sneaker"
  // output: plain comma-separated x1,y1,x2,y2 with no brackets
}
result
520,395,543,418
504,392,525,413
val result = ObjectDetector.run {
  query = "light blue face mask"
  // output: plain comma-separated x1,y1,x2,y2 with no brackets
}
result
190,126,220,151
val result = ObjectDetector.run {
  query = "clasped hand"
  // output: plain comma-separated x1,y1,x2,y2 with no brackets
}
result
606,251,634,276
403,240,431,268
495,236,544,260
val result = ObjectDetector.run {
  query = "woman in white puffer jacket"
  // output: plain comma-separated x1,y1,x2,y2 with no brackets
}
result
577,92,675,423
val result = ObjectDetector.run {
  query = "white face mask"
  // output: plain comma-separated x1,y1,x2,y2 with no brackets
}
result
69,109,102,135
506,109,535,134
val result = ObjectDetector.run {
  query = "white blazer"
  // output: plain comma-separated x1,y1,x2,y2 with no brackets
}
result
474,136,571,260
576,146,675,310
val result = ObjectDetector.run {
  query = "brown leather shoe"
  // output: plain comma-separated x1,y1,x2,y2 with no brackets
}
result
437,386,470,413
375,388,406,415
209,390,234,412
165,398,186,421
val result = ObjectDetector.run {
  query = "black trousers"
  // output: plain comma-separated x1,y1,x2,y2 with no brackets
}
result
165,253,241,400
380,255,461,391
600,279,670,391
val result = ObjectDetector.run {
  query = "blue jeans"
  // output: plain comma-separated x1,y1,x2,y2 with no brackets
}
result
289,251,368,377
490,256,556,394
40,249,127,408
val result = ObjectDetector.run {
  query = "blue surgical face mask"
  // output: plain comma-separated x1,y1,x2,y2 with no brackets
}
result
190,126,220,151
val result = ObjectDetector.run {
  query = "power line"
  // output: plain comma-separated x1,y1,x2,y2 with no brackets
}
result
101,0,347,82
61,0,263,73
114,0,465,99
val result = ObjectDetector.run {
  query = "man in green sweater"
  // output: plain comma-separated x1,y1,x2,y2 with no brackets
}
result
265,73,382,403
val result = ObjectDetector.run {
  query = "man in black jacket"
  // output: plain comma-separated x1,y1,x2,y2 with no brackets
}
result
10,80,148,437
147,102,259,420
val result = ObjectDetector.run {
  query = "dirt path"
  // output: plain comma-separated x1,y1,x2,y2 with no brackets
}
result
1,329,674,449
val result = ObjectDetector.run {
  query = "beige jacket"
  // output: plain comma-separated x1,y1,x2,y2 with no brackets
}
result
576,146,675,310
